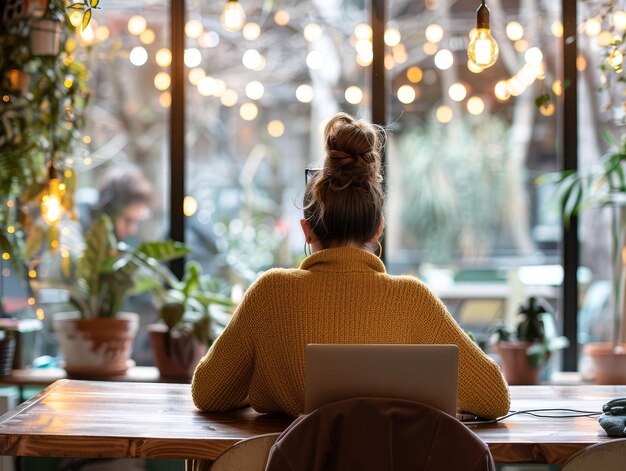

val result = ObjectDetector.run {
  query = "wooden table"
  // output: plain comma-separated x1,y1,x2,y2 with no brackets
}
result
0,367,166,401
0,380,623,464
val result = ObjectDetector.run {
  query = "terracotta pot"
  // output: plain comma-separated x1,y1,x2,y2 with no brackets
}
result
30,18,62,56
495,342,542,385
53,312,139,378
584,343,626,384
148,323,207,380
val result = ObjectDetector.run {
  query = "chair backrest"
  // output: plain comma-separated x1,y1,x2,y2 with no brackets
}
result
561,439,626,471
265,397,495,471
200,433,281,471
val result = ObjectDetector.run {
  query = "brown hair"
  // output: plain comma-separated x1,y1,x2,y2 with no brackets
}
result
95,165,154,219
304,113,385,248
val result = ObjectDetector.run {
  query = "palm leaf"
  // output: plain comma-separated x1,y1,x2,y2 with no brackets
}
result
601,128,619,148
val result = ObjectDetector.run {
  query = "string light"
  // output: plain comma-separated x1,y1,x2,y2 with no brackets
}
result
406,66,423,83
221,0,246,32
129,46,148,66
243,22,261,41
448,83,467,102
505,21,524,41
128,15,147,35
267,120,285,137
467,1,499,69
345,86,363,104
425,24,444,43
295,84,314,103
608,43,624,72
183,196,199,216
397,85,416,104
467,96,485,115
185,19,204,39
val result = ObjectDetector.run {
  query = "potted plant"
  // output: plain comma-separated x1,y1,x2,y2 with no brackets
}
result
492,296,569,384
33,214,189,377
149,260,235,380
543,132,626,383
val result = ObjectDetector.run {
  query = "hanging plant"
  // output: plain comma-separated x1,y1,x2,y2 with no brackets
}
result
0,0,93,271
67,0,100,31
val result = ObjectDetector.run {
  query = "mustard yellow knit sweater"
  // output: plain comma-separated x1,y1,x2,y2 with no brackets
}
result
191,247,510,419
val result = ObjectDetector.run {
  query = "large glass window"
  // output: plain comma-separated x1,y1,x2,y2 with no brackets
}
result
385,1,562,342
184,0,370,283
576,2,623,351
74,2,169,243
18,0,603,371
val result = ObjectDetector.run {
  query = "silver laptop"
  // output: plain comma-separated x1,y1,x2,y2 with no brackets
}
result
305,344,458,416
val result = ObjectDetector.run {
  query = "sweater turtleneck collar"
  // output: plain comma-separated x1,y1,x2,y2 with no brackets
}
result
299,247,386,273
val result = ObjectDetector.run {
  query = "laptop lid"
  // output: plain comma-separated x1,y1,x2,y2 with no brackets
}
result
305,344,458,416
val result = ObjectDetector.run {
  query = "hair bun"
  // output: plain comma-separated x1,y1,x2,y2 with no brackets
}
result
323,113,383,191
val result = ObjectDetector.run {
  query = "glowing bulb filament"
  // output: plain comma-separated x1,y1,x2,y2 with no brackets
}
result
467,2,499,70
468,28,499,68
41,177,63,226
475,35,492,64
221,0,246,32
41,162,65,226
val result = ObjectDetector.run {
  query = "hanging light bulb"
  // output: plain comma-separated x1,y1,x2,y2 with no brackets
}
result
41,161,64,226
221,0,246,32
467,1,499,69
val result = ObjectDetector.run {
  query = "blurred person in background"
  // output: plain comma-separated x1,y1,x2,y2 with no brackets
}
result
88,165,154,244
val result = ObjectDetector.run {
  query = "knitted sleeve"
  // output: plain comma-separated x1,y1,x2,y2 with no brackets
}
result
191,289,255,412
427,298,510,419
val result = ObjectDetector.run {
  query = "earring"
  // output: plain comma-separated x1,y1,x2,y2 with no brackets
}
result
304,242,311,256
377,240,383,259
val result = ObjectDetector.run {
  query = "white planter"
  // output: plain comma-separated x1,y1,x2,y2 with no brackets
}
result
30,18,62,56
53,312,139,377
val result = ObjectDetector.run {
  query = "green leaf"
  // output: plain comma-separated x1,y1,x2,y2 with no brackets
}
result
138,240,191,262
82,9,92,31
563,180,582,219
526,343,548,368
179,260,202,297
601,128,619,148
193,292,235,307
161,302,185,330
116,242,180,288
546,336,570,352
78,214,115,301
131,275,164,295
535,93,551,109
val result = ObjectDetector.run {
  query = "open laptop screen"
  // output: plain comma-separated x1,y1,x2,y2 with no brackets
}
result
305,344,458,416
